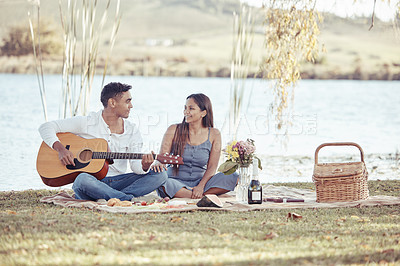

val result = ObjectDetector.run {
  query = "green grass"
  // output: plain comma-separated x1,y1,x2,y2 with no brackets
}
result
1,180,400,265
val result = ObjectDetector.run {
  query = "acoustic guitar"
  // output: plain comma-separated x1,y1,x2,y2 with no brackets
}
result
36,132,183,187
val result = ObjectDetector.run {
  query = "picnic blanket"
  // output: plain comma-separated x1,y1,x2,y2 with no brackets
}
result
40,185,400,213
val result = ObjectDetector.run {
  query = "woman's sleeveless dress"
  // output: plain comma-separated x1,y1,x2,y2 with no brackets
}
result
158,128,238,198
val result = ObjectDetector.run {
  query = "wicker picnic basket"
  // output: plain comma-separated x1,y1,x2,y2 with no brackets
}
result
312,142,369,203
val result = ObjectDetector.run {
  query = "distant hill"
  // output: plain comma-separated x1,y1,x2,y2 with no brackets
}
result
0,0,399,79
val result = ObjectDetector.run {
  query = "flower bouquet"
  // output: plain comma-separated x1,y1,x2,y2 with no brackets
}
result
218,139,262,175
218,139,262,202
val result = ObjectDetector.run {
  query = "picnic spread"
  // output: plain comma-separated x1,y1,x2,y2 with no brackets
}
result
40,142,400,213
40,184,400,214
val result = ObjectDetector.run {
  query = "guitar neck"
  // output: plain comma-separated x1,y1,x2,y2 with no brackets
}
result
93,152,156,160
91,151,183,165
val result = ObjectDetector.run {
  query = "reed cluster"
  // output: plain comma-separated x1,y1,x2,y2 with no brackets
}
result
28,1,47,121
59,0,121,118
229,3,255,138
29,0,121,120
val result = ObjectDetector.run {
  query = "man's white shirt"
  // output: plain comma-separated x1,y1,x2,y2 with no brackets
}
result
38,110,149,176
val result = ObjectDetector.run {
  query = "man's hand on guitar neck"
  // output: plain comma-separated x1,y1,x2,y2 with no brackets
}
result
141,151,155,172
53,141,75,166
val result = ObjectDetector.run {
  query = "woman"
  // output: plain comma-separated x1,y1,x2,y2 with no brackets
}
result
153,93,238,199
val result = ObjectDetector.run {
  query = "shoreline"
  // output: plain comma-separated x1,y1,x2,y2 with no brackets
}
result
1,153,398,192
1,56,400,81
259,153,400,183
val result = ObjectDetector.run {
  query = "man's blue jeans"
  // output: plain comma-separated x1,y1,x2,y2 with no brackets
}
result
72,170,168,201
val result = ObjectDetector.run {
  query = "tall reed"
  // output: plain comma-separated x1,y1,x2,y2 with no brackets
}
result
101,0,121,89
59,0,121,118
30,0,121,120
28,1,48,121
229,3,255,139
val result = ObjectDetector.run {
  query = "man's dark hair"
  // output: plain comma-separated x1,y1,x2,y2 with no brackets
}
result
100,82,132,107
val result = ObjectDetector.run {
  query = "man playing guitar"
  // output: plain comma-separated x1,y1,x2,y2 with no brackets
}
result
38,82,168,201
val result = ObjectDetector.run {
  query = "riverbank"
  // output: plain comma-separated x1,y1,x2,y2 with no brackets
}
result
260,153,400,183
2,55,400,80
1,1,399,81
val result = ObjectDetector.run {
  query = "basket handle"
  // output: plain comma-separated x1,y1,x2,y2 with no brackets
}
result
314,142,364,164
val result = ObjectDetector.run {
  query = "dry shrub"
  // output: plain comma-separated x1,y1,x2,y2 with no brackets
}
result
0,18,62,57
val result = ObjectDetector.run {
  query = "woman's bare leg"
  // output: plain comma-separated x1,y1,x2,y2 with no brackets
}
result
173,187,193,198
204,187,229,195
173,187,230,198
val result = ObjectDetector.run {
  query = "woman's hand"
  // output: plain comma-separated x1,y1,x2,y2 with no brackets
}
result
191,185,205,199
150,160,168,173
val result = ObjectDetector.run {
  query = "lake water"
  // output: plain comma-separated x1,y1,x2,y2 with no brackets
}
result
0,74,399,191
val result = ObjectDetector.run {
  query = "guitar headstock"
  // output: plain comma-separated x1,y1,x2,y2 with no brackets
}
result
156,154,184,165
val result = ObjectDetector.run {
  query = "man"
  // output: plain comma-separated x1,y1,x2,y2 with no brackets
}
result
39,82,167,201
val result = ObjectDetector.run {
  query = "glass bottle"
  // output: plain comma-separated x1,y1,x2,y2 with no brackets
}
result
248,162,262,204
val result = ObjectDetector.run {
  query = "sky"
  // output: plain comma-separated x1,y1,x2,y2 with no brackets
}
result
244,0,398,22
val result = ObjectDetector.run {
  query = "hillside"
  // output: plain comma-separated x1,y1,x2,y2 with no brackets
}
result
0,0,399,79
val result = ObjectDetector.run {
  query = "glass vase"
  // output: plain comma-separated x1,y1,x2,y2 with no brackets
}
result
236,165,251,203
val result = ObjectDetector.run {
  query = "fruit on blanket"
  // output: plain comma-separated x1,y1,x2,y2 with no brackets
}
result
196,194,223,208
154,197,170,203
131,197,171,206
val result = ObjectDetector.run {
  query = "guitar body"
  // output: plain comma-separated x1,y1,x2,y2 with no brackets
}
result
36,133,109,187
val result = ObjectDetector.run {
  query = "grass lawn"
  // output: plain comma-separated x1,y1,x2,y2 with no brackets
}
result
1,180,400,265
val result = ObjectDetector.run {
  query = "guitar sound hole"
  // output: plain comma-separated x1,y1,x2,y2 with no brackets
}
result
79,149,93,163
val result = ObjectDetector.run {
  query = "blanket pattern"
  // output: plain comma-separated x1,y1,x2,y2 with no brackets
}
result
40,185,400,213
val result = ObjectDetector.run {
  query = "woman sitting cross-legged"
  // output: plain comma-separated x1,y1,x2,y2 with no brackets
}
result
152,93,238,199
